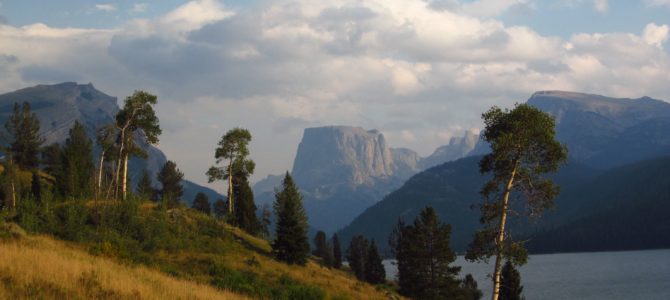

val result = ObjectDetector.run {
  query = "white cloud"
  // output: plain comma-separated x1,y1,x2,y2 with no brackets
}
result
130,3,149,14
643,23,669,48
95,4,117,12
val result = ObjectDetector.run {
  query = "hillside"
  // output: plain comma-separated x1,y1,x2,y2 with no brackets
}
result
1,202,396,300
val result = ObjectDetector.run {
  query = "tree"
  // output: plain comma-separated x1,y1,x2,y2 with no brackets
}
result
60,121,94,199
465,104,567,300
461,274,483,300
364,240,386,284
213,198,227,219
113,91,161,201
136,170,155,200
95,124,117,199
233,176,259,234
392,206,462,299
346,235,369,281
192,192,211,215
206,128,254,216
31,172,41,202
500,261,523,300
42,143,63,179
313,230,328,258
272,172,310,265
5,102,43,169
332,233,343,269
259,203,272,239
157,160,183,207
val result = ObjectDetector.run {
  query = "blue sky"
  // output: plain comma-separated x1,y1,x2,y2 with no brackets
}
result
0,0,669,186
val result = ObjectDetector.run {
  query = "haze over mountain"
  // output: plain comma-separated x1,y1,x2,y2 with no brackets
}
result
339,91,670,254
0,82,222,204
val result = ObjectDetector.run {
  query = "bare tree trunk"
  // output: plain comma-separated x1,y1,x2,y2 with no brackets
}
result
97,150,105,200
491,161,519,300
10,175,16,211
113,128,127,200
122,153,129,201
228,159,233,215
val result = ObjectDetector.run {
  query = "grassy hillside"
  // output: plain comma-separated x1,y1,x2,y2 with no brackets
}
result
1,201,398,300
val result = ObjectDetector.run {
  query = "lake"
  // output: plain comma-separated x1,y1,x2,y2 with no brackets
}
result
383,249,670,299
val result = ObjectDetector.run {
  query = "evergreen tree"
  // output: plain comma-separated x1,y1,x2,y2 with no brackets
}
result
259,203,272,239
272,172,310,265
157,160,183,206
136,170,155,200
313,230,328,258
332,233,343,269
500,261,523,300
233,176,259,234
364,240,386,284
461,274,483,300
192,192,211,215
31,172,41,202
346,235,369,281
61,121,94,199
5,102,43,169
42,143,63,179
213,198,227,219
466,104,567,300
392,206,462,299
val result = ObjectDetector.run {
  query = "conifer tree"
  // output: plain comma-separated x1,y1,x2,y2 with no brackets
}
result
346,235,369,281
332,233,343,269
61,121,94,199
364,240,386,284
465,104,567,300
157,160,183,207
259,203,272,239
136,170,154,200
42,143,63,179
500,261,523,300
461,274,483,300
392,206,462,299
31,172,41,202
213,198,227,219
272,172,310,265
233,176,259,234
192,192,211,215
313,230,328,258
5,102,43,170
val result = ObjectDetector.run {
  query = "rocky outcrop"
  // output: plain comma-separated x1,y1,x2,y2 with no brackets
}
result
419,131,478,169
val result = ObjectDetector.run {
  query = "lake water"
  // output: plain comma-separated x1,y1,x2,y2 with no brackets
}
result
383,249,670,300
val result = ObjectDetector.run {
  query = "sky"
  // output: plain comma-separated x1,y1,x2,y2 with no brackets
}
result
0,0,669,189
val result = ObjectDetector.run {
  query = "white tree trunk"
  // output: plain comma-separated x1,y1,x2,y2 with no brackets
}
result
492,162,518,300
122,153,129,201
228,159,233,215
97,150,105,200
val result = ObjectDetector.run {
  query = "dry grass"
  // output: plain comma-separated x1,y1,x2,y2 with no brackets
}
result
0,235,245,300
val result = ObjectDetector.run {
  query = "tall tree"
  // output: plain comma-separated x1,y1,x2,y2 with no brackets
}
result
206,128,254,216
41,143,63,179
313,230,328,258
5,102,43,169
346,235,369,281
233,176,259,234
465,104,567,300
272,172,310,265
364,240,386,284
500,261,523,300
192,192,211,215
392,206,462,299
136,170,154,200
259,203,272,239
332,233,343,269
95,124,117,200
61,121,94,199
157,160,183,207
114,91,161,201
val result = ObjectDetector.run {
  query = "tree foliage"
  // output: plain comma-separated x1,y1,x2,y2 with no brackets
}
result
272,173,310,265
500,261,523,300
364,240,386,284
136,170,155,200
157,160,183,207
391,206,463,299
332,233,342,269
5,102,43,169
346,235,369,281
233,177,258,234
192,192,211,215
60,121,94,199
213,198,227,219
465,104,567,300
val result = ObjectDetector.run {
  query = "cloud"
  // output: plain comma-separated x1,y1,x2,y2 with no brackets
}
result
130,3,149,14
647,0,670,7
95,4,117,12
643,23,669,48
594,0,608,12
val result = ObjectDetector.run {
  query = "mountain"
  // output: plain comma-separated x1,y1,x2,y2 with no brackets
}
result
419,131,478,169
0,82,222,204
340,91,670,255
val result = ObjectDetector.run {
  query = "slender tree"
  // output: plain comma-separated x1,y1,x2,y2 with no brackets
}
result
332,233,343,269
364,240,386,284
346,235,369,281
465,104,567,300
206,128,254,216
5,102,43,169
113,91,161,201
192,192,211,215
392,206,463,299
136,170,154,200
61,121,94,199
500,261,523,300
272,172,310,265
95,124,117,200
213,198,227,219
157,160,183,207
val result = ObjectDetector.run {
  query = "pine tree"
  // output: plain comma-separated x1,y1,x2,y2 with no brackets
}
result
332,233,343,269
346,235,369,281
157,160,183,207
364,240,386,284
313,230,328,258
233,176,259,234
259,203,272,239
31,172,41,202
5,102,43,170
192,192,211,215
500,261,523,300
461,274,483,300
213,198,227,219
272,172,310,265
42,143,63,179
136,170,155,200
392,206,463,299
61,121,94,199
466,104,567,300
